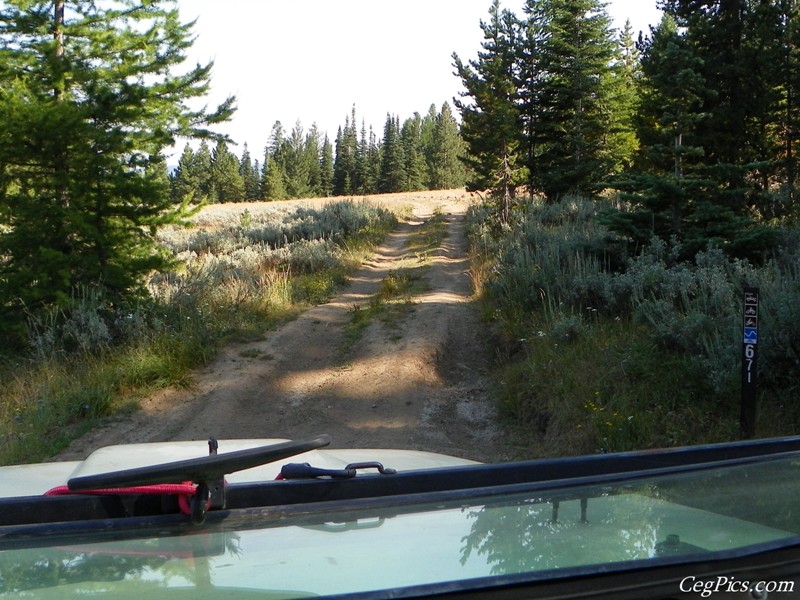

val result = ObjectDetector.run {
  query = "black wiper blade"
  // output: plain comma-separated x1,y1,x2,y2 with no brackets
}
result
67,434,331,491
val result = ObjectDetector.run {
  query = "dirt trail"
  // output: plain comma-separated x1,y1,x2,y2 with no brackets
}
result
56,191,512,463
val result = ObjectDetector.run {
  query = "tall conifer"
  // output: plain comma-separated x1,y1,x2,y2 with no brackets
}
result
239,143,261,200
171,143,199,203
320,135,335,197
429,102,466,190
379,114,406,193
453,0,524,218
0,0,234,318
211,140,245,202
283,121,312,198
530,0,619,199
601,14,708,249
401,113,427,191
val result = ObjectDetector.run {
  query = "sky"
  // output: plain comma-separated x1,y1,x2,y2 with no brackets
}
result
175,0,663,158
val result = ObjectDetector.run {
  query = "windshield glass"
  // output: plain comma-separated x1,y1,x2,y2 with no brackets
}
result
2,455,799,598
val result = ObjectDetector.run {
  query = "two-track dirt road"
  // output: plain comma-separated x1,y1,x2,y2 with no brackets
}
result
56,190,513,463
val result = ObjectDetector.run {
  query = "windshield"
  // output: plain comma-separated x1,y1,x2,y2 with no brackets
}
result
2,454,799,598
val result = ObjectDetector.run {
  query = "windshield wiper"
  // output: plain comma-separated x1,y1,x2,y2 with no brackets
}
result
67,434,331,524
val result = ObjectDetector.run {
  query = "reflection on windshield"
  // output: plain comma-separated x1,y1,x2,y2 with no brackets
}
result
460,457,800,577
0,532,242,596
460,494,661,574
1,457,799,598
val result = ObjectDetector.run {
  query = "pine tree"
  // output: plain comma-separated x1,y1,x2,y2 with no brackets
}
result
454,0,524,219
320,135,335,197
516,0,547,195
660,2,783,199
659,0,748,168
0,0,234,319
429,102,466,190
656,0,780,256
283,120,312,198
356,122,370,194
379,114,406,193
777,0,800,212
170,143,200,203
333,126,348,195
263,160,287,201
600,14,709,249
367,127,382,194
262,121,288,200
530,0,620,199
601,20,640,175
746,0,800,218
194,140,215,201
421,104,438,159
211,140,245,202
401,113,427,191
306,123,323,196
333,109,359,196
259,145,270,199
239,143,261,200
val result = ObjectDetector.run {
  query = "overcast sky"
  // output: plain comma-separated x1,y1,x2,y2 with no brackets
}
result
175,0,662,157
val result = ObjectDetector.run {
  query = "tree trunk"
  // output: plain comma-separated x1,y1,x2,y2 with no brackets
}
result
53,0,65,100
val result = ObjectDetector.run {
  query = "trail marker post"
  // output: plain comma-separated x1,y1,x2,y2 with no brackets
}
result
740,287,759,438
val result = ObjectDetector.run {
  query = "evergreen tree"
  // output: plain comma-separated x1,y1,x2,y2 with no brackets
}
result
367,127,382,194
379,114,406,193
305,123,323,196
659,0,748,168
601,20,640,175
356,121,371,194
263,160,287,201
529,0,620,199
656,0,781,256
745,0,800,217
401,113,427,191
333,126,348,195
268,121,286,159
429,102,466,190
601,14,709,249
252,159,262,199
170,143,200,203
454,0,524,219
660,1,783,202
262,121,288,200
516,0,547,195
776,0,800,212
420,103,438,187
239,143,261,200
283,120,312,198
320,135,335,197
211,140,245,202
333,108,359,195
0,0,234,319
421,104,438,160
194,140,215,201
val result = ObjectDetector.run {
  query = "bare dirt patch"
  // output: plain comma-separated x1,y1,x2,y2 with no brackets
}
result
56,190,513,463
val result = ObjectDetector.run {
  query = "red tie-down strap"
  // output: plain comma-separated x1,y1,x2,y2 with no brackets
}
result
44,482,203,516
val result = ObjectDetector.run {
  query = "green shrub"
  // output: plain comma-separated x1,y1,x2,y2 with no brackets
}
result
469,194,800,456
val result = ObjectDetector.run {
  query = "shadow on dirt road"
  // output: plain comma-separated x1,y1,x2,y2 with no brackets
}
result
56,191,513,463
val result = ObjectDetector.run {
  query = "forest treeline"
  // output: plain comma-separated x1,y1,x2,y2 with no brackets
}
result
169,103,468,204
456,0,799,261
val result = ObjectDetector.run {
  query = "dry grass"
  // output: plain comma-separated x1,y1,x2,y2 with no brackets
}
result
194,189,476,224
